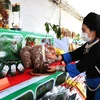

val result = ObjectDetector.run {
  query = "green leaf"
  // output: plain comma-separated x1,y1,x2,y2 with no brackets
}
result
56,27,61,39
45,22,50,33
44,22,62,39
52,24,58,33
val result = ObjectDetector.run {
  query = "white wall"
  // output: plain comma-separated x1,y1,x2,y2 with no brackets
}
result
61,9,82,33
10,0,82,35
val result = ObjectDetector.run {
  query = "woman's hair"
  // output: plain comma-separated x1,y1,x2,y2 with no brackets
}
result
83,12,100,38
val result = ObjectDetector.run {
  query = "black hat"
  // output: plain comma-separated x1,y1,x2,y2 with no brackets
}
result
83,12,100,38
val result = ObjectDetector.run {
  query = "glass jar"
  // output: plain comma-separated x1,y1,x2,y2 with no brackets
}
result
11,3,20,28
0,1,11,28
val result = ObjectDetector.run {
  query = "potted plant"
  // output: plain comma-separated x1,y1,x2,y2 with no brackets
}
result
44,22,62,39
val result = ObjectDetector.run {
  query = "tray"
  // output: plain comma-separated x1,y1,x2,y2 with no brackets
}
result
29,70,55,76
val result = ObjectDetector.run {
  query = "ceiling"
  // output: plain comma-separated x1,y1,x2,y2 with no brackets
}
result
66,0,100,17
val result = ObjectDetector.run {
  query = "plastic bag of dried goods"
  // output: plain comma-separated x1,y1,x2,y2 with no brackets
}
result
20,46,32,68
31,45,55,74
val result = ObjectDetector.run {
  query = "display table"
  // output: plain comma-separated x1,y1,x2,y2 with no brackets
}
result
0,68,66,100
0,29,67,100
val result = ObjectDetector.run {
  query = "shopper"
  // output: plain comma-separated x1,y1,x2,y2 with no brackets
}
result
46,12,100,100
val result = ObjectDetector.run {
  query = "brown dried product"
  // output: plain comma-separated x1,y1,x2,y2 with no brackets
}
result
40,62,50,73
20,46,32,68
20,46,32,53
45,45,55,64
32,62,49,74
31,45,43,69
31,45,55,73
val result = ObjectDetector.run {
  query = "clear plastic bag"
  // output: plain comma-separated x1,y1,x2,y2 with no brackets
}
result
41,86,68,100
20,46,32,68
31,45,55,73
0,37,22,62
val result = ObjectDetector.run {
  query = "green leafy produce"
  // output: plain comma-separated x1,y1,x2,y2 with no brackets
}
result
0,37,22,62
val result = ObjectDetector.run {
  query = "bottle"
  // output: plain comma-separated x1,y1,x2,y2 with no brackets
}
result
0,64,9,78
17,61,24,74
0,0,11,28
0,63,3,78
9,64,16,76
11,2,20,28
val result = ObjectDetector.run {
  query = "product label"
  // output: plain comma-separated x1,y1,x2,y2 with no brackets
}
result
17,63,24,71
11,64,16,73
2,65,9,75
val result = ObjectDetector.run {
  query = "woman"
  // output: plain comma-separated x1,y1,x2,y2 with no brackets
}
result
46,12,100,100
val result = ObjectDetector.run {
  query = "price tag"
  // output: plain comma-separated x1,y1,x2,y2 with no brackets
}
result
0,77,10,90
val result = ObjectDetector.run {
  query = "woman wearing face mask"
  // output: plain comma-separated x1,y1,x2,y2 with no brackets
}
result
46,12,100,100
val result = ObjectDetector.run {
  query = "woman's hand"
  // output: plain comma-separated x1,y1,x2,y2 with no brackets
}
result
46,53,57,60
46,53,62,61
47,66,56,72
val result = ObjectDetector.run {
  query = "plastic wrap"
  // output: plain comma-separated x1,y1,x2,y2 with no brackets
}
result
41,86,68,100
20,46,32,68
31,45,55,73
0,36,22,62
0,36,24,78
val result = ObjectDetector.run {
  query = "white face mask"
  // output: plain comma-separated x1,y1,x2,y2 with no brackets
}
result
81,32,91,42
